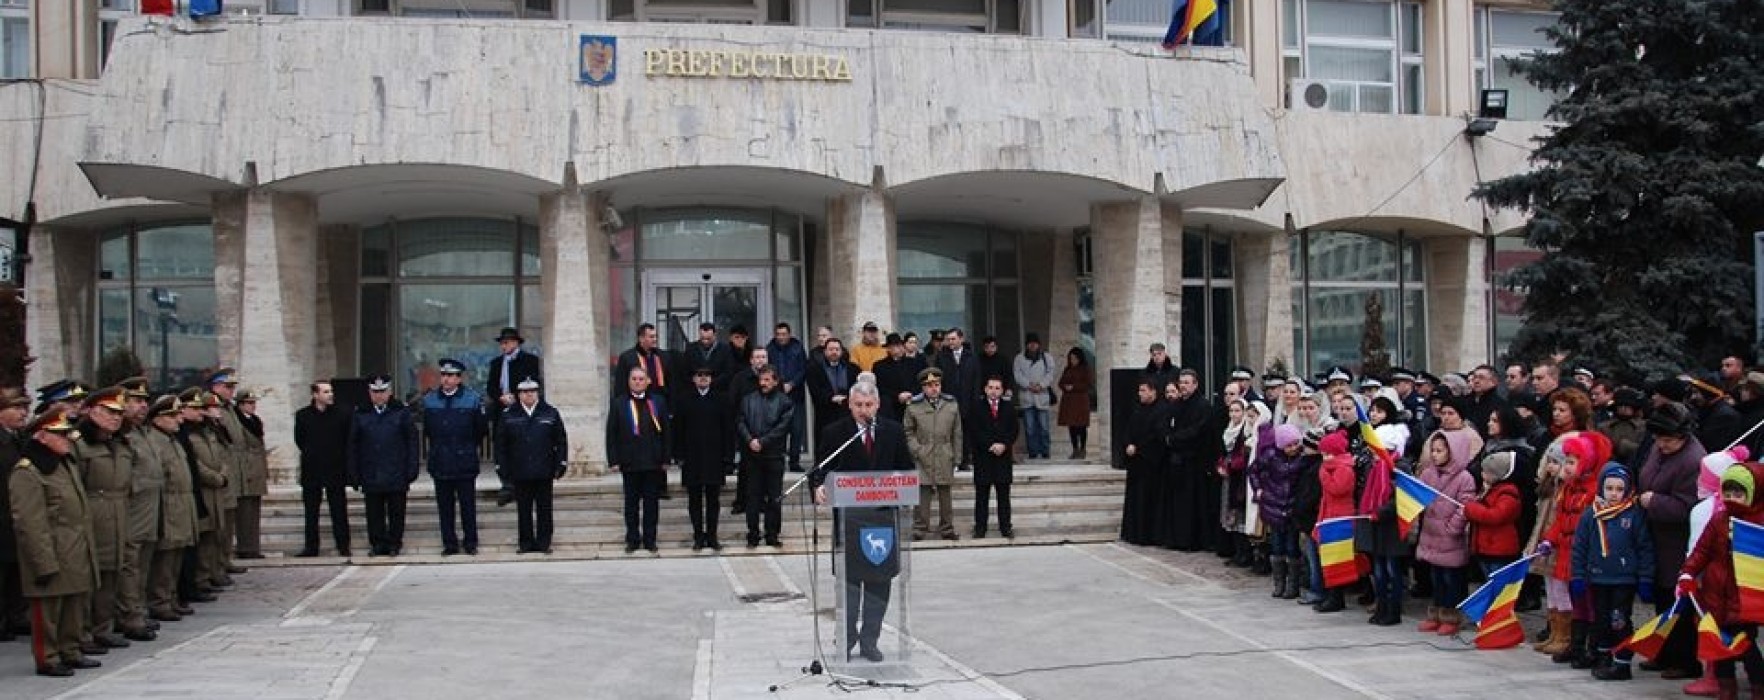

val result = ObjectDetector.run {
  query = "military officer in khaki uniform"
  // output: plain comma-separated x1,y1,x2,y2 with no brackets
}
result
10,408,101,677
178,389,231,596
232,388,269,559
143,395,199,622
206,369,251,572
114,378,160,642
903,368,963,541
72,387,134,652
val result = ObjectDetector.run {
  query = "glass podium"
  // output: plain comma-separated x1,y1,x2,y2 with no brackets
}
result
827,470,918,672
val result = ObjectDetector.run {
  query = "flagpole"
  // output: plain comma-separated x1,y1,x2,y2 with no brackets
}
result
1726,415,1764,452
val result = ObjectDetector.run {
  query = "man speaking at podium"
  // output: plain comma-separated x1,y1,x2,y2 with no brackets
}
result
812,382,914,663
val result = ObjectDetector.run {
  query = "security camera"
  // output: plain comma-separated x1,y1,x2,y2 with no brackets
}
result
601,206,624,231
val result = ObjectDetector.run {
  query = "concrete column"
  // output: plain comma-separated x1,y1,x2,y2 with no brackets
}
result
23,226,95,390
1424,0,1477,117
29,0,99,79
1425,234,1488,373
1090,197,1178,415
1163,218,1185,358
539,185,613,472
1243,0,1285,109
822,190,898,334
1046,228,1081,357
1235,231,1295,373
212,189,320,484
314,224,360,379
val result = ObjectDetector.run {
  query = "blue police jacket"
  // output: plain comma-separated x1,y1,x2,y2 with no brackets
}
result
421,387,488,480
348,402,420,493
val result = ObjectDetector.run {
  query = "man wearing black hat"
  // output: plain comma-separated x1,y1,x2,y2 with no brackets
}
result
850,321,887,373
871,333,923,423
488,327,542,507
422,359,489,556
348,375,419,557
10,408,101,677
1013,332,1055,460
501,378,568,554
294,381,352,557
675,367,734,551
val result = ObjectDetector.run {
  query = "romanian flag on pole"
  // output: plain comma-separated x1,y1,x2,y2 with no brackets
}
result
1315,516,1359,589
1733,518,1764,620
1698,611,1752,662
1162,0,1224,49
1392,469,1440,540
1355,401,1394,470
141,0,175,14
1616,598,1685,660
1456,556,1529,649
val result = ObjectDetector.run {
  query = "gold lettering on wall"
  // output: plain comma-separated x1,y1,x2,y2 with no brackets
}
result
640,47,855,82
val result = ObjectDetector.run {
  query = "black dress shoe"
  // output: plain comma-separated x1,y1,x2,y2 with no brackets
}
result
236,552,265,560
765,537,783,548
96,634,131,649
747,537,760,548
146,620,161,631
68,657,101,669
971,528,987,539
337,548,352,557
859,645,885,663
36,663,74,677
295,549,319,558
999,527,1014,538
692,536,705,552
79,644,107,656
625,543,639,554
150,610,182,622
226,566,248,575
442,547,460,556
644,544,659,553
707,538,723,551
122,628,157,642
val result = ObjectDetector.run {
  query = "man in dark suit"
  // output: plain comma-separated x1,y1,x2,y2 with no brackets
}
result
605,365,671,554
486,326,542,507
971,377,1018,539
293,381,352,557
806,337,860,439
675,367,733,551
871,333,923,423
933,327,981,470
812,382,914,663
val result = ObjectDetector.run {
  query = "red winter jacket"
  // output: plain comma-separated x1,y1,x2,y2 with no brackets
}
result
1683,463,1764,626
1318,453,1358,524
1545,433,1612,581
1464,481,1523,558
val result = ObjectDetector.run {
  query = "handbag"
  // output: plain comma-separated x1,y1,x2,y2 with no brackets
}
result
1049,387,1059,406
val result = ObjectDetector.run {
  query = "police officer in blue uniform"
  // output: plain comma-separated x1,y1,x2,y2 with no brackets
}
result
347,375,419,557
422,359,489,556
499,378,568,554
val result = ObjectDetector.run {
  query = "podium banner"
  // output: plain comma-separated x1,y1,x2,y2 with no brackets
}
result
828,471,922,508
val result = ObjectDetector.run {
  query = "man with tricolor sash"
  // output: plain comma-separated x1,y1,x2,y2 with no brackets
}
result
1679,461,1764,695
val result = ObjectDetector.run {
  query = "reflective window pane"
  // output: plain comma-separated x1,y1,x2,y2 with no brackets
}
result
899,223,987,278
654,285,704,351
1308,231,1399,282
99,288,131,361
1490,10,1555,50
1401,288,1426,370
520,222,540,277
360,283,392,377
100,231,130,281
640,211,771,261
399,284,515,395
775,266,803,334
1305,287,1398,378
1183,230,1205,279
1211,287,1236,386
1491,236,1539,360
1308,0,1393,39
1211,236,1233,279
1182,284,1206,378
777,217,802,262
992,231,1019,279
1071,0,1099,38
397,219,515,277
899,284,975,340
992,283,1021,357
520,284,545,358
135,225,214,279
135,285,217,390
362,225,391,278
609,266,638,350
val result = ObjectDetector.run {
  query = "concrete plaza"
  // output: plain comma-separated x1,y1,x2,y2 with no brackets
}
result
3,543,1693,699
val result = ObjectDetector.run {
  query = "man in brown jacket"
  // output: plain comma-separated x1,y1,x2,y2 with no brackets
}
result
232,388,270,559
143,395,199,622
115,378,159,642
904,368,963,541
73,387,134,652
207,369,250,573
9,408,101,677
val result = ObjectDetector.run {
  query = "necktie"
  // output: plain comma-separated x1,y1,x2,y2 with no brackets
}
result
990,401,998,419
863,424,874,456
501,355,512,394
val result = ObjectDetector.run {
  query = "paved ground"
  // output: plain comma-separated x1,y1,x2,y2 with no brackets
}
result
2,543,1698,699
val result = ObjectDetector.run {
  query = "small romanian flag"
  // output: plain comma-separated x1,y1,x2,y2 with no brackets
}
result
1733,519,1764,620
1315,516,1359,589
1392,469,1440,540
1698,611,1752,662
1162,0,1223,49
1616,598,1684,660
1457,557,1529,649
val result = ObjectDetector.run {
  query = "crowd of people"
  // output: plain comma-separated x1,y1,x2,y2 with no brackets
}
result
1116,348,1764,695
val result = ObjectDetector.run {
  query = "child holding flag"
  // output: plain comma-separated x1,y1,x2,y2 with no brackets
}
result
1415,430,1479,636
1678,461,1764,698
1570,463,1654,680
1681,448,1750,696
1314,431,1359,613
1544,433,1612,667
1465,450,1525,577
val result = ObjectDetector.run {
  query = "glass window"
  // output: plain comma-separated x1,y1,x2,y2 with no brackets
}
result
1481,8,1562,121
1182,284,1206,377
95,224,219,391
1070,0,1098,38
99,288,131,360
898,223,987,278
1211,236,1233,279
775,266,803,337
1308,231,1399,283
1291,229,1423,378
136,224,215,279
100,232,131,281
362,225,391,278
1282,0,1300,49
520,224,540,277
399,284,515,393
640,210,772,261
360,282,392,376
991,230,1018,278
135,286,218,390
396,219,516,277
1490,235,1539,360
1307,0,1392,38
1,17,28,80
899,284,974,340
992,283,1021,356
848,0,875,26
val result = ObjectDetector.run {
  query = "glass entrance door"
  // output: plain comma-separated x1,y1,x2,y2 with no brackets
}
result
642,269,771,351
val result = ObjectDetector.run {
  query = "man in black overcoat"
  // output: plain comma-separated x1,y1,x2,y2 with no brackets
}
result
675,367,734,550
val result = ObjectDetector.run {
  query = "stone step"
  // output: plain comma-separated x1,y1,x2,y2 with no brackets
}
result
245,461,1126,563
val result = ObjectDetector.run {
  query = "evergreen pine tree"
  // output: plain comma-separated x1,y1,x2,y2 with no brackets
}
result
1474,0,1764,382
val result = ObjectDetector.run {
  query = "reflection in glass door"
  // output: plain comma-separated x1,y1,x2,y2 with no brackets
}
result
642,270,771,352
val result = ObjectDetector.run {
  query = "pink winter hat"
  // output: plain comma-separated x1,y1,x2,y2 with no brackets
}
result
1701,447,1751,499
1274,424,1303,450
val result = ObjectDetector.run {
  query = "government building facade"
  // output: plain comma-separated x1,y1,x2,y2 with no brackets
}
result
0,0,1553,475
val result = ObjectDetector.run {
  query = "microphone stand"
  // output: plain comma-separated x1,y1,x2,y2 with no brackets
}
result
769,423,872,693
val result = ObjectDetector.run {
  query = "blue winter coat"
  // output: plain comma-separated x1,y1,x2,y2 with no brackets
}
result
1571,464,1657,587
421,388,488,480
497,401,568,482
347,403,419,493
765,338,809,393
